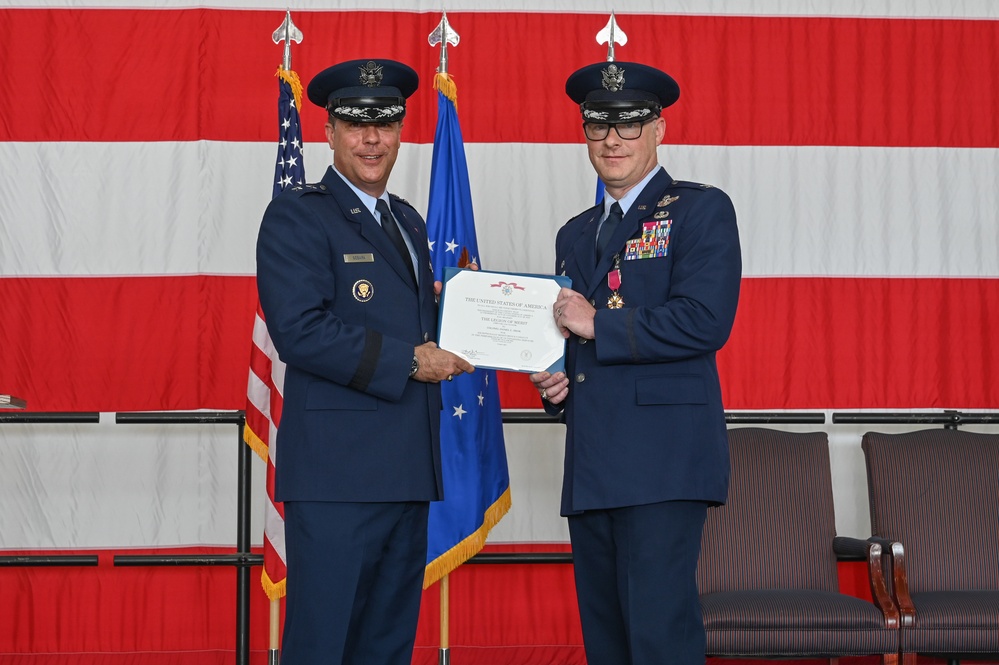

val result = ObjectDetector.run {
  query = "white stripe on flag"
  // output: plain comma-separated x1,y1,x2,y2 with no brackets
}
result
4,141,997,278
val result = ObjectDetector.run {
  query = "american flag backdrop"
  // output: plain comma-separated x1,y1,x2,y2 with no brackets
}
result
1,0,998,661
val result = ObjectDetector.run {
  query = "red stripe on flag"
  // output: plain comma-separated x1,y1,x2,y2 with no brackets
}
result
269,381,283,429
244,401,270,446
498,276,999,410
248,344,272,395
0,275,256,412
2,9,997,147
721,277,999,409
3,275,996,412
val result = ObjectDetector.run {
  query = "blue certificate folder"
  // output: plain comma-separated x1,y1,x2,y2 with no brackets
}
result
438,267,572,374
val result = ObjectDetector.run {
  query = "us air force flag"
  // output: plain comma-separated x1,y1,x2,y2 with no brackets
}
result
424,72,511,587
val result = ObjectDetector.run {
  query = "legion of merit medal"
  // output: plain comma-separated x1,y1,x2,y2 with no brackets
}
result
607,255,624,309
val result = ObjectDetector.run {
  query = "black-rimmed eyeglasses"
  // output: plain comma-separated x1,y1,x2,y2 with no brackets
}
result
583,118,656,141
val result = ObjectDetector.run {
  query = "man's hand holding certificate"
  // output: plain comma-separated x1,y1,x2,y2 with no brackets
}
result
437,268,571,373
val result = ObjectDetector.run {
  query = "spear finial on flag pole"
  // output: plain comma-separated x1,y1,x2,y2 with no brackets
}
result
272,10,303,71
270,11,304,127
596,10,627,62
429,11,461,103
429,10,460,76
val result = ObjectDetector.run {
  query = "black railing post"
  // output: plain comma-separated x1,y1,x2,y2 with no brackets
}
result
236,415,251,665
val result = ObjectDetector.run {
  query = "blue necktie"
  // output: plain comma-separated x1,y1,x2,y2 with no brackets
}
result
375,198,416,283
597,201,624,257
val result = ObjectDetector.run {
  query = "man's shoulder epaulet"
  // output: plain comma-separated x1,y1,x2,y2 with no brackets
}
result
286,182,327,197
569,202,602,223
668,179,717,191
388,192,416,210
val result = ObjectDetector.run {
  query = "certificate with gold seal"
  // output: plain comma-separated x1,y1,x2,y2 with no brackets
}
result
437,267,571,373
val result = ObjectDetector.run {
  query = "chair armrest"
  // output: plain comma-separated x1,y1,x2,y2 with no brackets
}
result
866,537,915,627
833,535,870,561
834,536,899,629
884,540,915,627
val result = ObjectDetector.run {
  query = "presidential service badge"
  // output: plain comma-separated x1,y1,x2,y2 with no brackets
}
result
352,279,374,302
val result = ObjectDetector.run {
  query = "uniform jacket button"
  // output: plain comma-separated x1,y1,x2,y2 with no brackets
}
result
575,373,586,383
589,299,596,307
423,332,430,342
579,338,587,344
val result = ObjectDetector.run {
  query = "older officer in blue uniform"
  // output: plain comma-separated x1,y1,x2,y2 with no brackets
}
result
531,61,742,664
256,58,474,665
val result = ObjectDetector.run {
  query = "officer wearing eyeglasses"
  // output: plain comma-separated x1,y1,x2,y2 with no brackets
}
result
530,60,743,665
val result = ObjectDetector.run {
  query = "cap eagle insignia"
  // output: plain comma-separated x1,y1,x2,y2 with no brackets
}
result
601,64,625,92
358,61,384,87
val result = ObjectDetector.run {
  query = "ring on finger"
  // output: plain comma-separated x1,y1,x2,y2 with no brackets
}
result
541,389,548,401
556,308,562,316
447,375,453,381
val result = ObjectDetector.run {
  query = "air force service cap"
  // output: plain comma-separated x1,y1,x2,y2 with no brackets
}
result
307,59,419,123
565,61,680,124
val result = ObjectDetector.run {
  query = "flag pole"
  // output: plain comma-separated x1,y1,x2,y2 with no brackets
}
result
429,14,460,665
266,12,303,665
439,573,450,665
269,600,281,664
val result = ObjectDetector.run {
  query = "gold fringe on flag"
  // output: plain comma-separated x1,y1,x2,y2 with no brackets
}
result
262,568,288,601
243,424,269,464
433,72,458,107
276,67,304,112
423,486,512,588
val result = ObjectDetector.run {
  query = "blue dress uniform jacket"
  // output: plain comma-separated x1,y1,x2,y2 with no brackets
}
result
256,166,443,504
550,167,742,515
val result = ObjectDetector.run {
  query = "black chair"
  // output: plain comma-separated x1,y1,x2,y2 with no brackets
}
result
698,427,899,663
862,428,999,665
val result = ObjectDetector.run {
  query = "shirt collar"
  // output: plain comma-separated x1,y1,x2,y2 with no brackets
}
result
603,165,663,217
331,165,390,217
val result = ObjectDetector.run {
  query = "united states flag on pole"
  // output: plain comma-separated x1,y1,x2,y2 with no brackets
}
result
244,67,304,600
424,71,511,587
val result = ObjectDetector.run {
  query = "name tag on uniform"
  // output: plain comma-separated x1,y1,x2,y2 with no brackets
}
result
343,253,375,263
